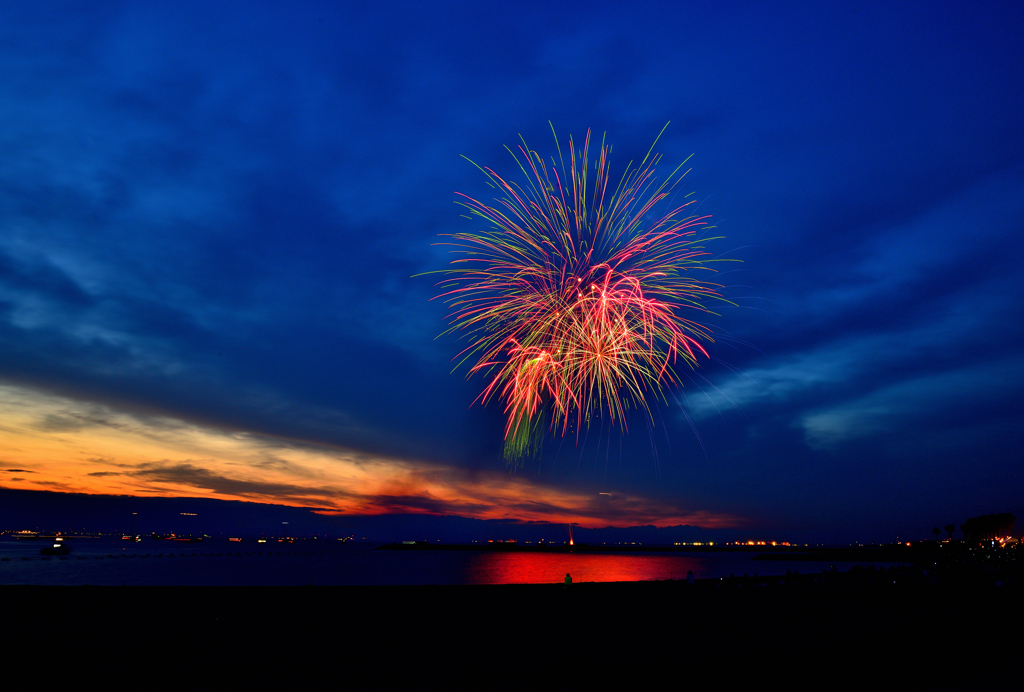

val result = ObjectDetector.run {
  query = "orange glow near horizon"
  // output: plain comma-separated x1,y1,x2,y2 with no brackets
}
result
0,383,741,530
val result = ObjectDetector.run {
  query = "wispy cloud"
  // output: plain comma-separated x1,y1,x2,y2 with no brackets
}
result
0,383,739,529
801,358,1024,449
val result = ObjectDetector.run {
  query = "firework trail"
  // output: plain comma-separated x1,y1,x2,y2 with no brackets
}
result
433,123,729,465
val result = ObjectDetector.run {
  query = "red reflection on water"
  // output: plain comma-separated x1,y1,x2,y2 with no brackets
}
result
466,552,704,585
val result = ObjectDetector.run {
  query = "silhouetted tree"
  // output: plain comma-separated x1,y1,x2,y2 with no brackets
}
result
932,527,940,542
944,524,955,541
961,513,1016,543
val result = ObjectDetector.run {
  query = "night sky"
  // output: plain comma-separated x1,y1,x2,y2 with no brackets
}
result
2,1,1022,543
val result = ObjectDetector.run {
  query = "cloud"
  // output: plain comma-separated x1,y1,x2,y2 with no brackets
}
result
801,358,1024,449
680,339,875,421
0,382,739,529
684,263,1024,424
127,460,354,507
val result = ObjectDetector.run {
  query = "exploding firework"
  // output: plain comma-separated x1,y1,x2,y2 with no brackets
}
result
433,123,729,465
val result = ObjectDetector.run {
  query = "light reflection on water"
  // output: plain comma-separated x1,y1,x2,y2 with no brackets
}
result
0,537,898,586
467,552,705,584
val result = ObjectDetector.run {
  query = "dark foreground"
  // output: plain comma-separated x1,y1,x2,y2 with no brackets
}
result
7,575,1020,672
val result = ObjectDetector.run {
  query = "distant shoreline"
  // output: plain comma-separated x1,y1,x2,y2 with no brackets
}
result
376,541,936,562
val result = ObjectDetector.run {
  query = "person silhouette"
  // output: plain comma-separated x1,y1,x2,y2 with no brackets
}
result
564,572,572,585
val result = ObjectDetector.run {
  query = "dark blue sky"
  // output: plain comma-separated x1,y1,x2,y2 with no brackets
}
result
1,1,1022,543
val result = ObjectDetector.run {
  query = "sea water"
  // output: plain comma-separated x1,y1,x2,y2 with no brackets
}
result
0,536,899,586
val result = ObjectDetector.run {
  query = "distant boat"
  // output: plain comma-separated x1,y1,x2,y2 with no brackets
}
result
41,537,70,555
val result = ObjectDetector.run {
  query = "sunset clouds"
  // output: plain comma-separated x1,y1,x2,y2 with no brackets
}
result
0,384,738,529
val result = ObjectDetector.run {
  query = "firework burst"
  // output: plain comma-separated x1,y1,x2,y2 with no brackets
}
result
433,123,729,465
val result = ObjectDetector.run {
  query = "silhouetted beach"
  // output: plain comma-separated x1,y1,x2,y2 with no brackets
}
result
7,571,1019,666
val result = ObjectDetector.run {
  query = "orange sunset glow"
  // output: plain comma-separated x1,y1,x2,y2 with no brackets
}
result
0,384,739,529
